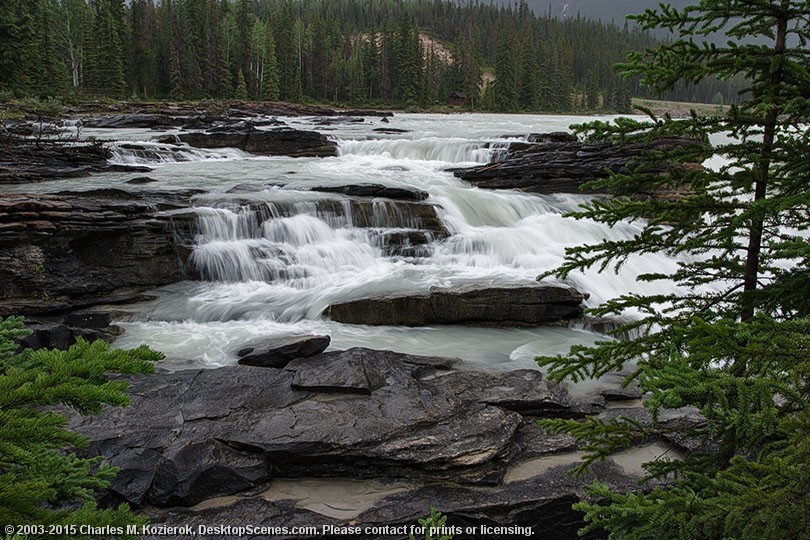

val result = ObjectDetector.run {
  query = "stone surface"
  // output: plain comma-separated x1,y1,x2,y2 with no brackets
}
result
0,190,199,317
454,135,701,195
161,127,337,157
81,114,186,129
327,284,587,326
309,183,429,201
237,334,331,368
68,348,610,508
0,136,148,184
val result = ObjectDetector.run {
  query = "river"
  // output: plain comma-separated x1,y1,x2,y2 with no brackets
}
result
8,113,683,373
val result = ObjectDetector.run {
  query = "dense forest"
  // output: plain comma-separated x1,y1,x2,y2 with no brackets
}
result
0,0,740,112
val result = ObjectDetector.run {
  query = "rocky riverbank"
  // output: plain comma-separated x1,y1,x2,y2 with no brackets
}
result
67,345,702,539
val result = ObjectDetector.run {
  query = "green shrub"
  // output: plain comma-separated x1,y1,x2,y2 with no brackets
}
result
0,316,163,537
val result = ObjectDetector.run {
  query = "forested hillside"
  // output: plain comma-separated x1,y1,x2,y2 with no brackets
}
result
0,0,739,112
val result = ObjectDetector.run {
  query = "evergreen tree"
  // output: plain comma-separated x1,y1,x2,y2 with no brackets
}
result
259,20,280,101
86,0,126,97
536,1,810,538
0,316,162,530
234,68,248,99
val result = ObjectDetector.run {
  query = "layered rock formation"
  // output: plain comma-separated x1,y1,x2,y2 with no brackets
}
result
327,284,587,326
454,135,700,195
159,126,337,157
68,347,686,539
0,189,198,317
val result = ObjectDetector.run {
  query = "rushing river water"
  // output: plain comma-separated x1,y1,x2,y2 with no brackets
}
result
8,113,686,373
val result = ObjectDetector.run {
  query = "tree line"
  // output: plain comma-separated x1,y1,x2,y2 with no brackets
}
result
0,0,721,113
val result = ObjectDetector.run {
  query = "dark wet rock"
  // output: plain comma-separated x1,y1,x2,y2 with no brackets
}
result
81,114,185,129
125,176,159,185
70,349,548,506
16,322,73,350
237,334,331,368
454,135,701,195
160,127,337,157
63,310,112,329
309,183,429,201
373,127,411,133
327,284,587,326
0,190,199,317
67,343,666,538
0,136,149,184
313,116,366,125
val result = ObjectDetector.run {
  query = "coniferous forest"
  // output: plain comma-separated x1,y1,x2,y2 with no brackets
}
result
0,0,735,113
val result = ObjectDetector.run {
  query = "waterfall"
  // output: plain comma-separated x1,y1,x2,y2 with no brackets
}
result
97,112,692,371
108,141,250,165
337,137,496,163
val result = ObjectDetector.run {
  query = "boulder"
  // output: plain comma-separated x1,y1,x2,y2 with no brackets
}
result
237,334,331,368
327,284,587,326
162,127,337,157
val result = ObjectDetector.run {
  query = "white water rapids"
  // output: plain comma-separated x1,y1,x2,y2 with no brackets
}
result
8,113,686,373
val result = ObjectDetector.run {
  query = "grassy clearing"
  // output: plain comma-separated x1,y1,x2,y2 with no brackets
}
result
631,97,730,117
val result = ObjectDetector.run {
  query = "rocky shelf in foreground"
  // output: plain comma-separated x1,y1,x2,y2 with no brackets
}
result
71,348,696,539
67,346,702,540
453,135,701,195
327,284,587,326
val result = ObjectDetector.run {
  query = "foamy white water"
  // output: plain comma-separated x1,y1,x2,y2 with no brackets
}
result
3,112,685,372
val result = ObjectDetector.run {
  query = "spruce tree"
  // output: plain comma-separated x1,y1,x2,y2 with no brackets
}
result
0,316,162,532
537,2,810,538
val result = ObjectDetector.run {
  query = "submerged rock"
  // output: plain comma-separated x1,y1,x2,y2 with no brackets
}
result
327,284,587,326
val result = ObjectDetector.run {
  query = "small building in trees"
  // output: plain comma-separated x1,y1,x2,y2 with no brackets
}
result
449,91,466,107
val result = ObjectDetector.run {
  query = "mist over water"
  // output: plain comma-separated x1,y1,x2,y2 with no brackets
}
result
7,113,682,372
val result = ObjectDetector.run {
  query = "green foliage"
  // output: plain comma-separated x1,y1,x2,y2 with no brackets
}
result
0,0,734,112
536,1,810,538
409,508,454,540
0,316,163,534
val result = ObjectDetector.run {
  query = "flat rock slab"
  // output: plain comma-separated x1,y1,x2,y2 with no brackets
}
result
327,284,587,326
163,128,337,157
237,334,331,368
309,183,429,201
70,348,596,508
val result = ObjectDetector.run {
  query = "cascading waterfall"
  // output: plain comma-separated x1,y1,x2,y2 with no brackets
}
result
337,137,501,164
108,141,250,165
93,113,687,371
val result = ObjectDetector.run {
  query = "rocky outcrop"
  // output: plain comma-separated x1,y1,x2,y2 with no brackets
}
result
81,114,186,129
159,126,337,157
454,135,701,195
327,284,587,326
68,347,679,539
71,348,612,507
0,136,149,184
237,334,331,368
0,190,199,318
